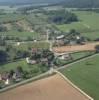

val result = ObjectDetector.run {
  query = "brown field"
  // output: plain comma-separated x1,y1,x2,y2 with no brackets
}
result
0,74,90,100
53,42,99,53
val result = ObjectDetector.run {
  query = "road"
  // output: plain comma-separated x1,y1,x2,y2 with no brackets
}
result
0,71,50,93
0,49,98,93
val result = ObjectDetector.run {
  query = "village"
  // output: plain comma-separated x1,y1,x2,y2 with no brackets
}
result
0,27,99,88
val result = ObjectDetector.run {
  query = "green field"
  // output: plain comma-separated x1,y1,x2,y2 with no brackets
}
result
0,58,48,77
55,51,94,66
0,14,24,23
15,42,50,50
0,59,36,72
0,31,40,39
57,11,99,40
0,13,47,40
60,54,99,100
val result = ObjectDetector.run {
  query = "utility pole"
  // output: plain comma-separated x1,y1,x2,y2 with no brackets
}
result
91,0,94,13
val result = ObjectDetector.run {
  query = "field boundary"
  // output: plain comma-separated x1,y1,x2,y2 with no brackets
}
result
55,70,94,100
0,71,52,93
57,53,99,70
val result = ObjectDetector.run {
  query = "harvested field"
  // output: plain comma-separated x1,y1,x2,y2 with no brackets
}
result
0,74,90,100
53,42,99,53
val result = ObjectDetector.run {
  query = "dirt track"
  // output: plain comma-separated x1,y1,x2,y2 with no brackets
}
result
0,74,89,100
53,42,99,53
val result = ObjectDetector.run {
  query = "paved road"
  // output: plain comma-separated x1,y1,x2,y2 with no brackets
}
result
0,53,99,93
0,71,50,93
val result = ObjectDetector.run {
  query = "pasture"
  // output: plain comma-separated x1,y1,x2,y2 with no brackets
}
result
57,11,99,40
60,54,99,100
0,59,38,73
15,42,50,50
0,31,40,40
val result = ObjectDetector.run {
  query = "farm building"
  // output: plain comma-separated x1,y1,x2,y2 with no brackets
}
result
26,57,36,65
58,54,72,60
56,35,65,40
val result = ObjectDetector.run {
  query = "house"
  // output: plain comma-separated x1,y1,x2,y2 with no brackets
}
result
29,60,36,64
1,73,9,81
5,79,9,85
41,58,48,62
58,54,71,60
32,48,38,53
12,69,22,82
26,57,36,65
1,73,10,85
56,35,65,40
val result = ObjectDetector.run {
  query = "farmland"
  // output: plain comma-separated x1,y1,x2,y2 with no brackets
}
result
53,42,99,53
0,12,48,41
60,54,99,100
0,4,99,100
0,74,90,100
55,51,95,66
57,11,99,40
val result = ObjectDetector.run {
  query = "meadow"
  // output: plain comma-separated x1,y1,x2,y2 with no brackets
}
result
57,11,99,40
15,42,50,50
60,54,99,100
0,31,40,40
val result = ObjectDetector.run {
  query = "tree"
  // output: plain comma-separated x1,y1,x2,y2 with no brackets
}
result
48,10,78,24
0,25,7,32
0,50,8,63
95,45,99,52
16,66,23,73
0,38,6,46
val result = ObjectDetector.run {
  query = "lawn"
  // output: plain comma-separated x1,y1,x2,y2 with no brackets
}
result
60,54,99,100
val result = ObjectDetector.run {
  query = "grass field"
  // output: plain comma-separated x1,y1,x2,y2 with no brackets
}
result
55,51,94,66
57,11,99,40
15,42,50,50
0,59,39,73
71,51,94,60
0,13,47,40
0,14,24,23
60,54,99,100
0,31,41,40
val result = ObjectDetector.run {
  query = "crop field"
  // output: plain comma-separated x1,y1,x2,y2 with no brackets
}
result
60,54,99,100
57,11,99,40
53,42,99,53
0,74,90,100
